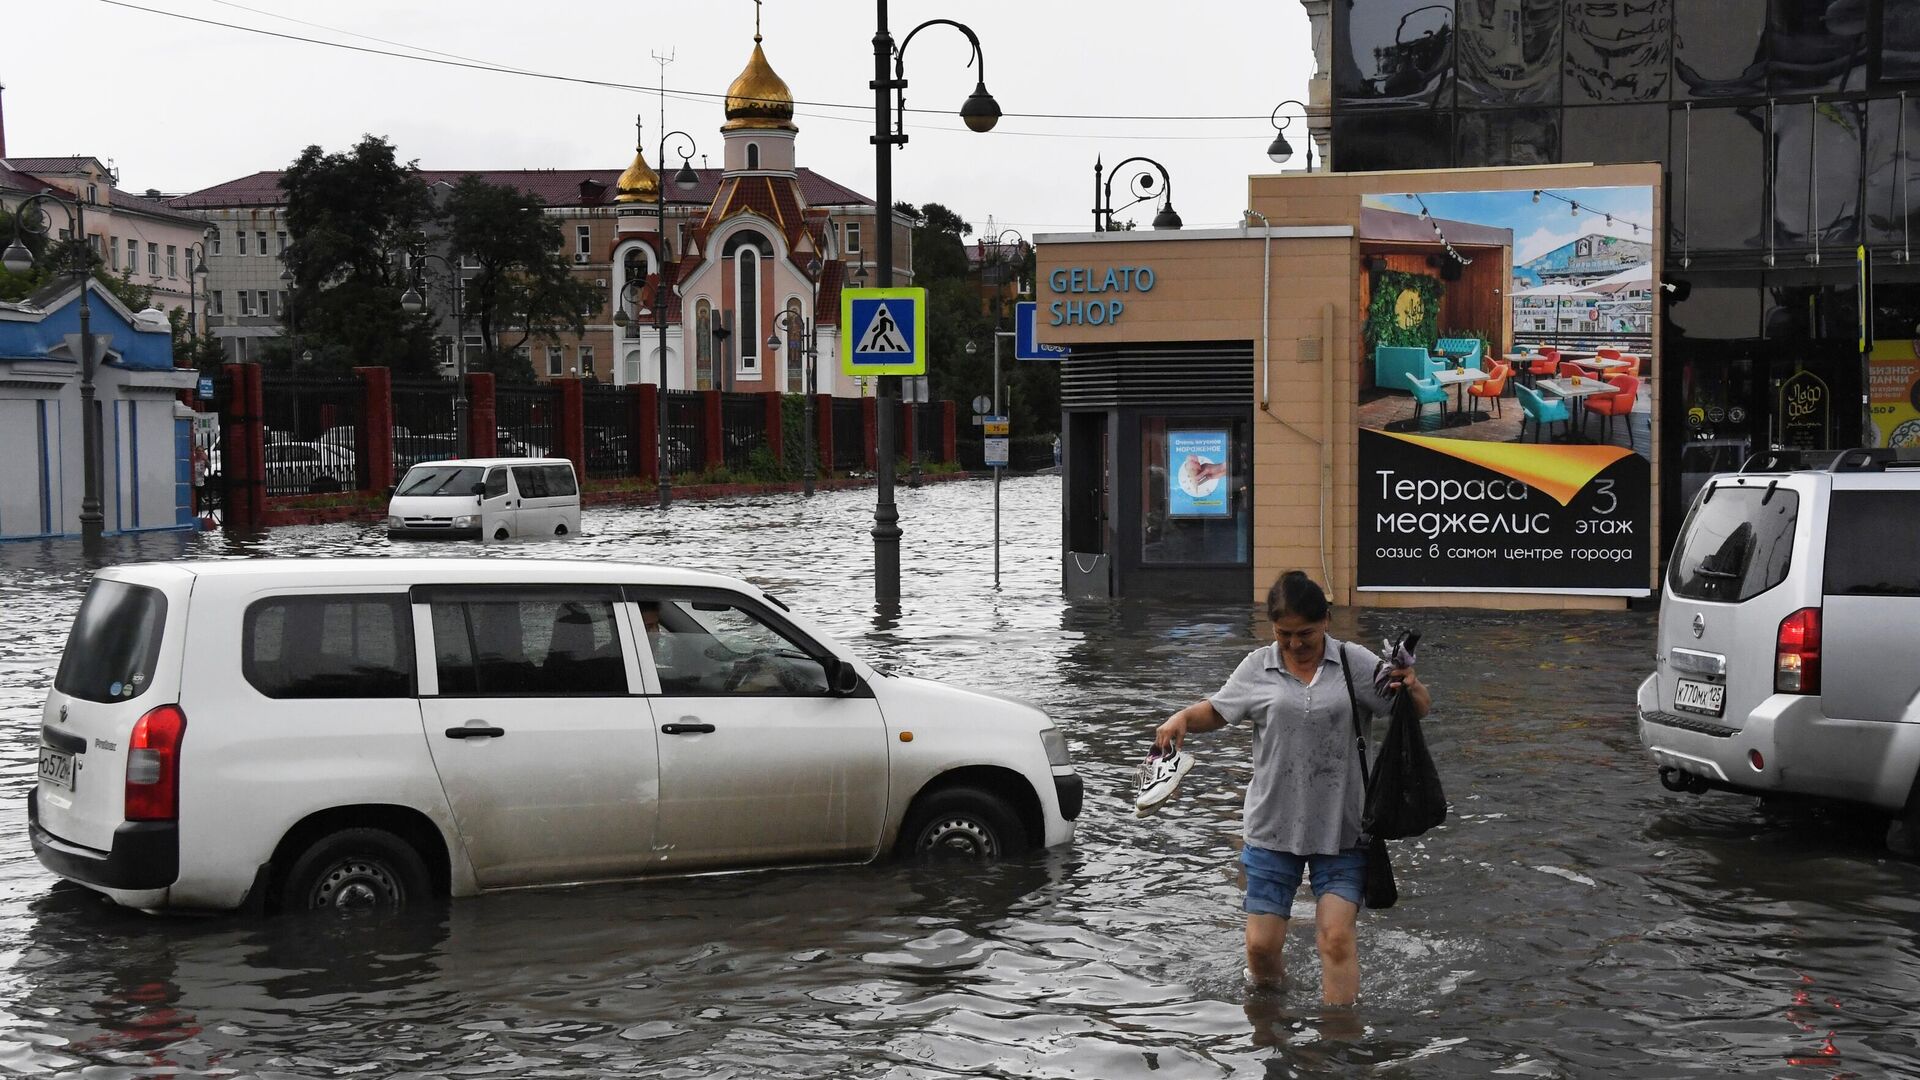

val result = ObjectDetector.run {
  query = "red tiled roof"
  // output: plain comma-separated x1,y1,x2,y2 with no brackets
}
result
0,159,55,195
105,186,207,227
1,156,107,175
170,166,872,211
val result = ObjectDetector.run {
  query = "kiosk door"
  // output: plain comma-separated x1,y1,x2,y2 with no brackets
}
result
1065,410,1111,598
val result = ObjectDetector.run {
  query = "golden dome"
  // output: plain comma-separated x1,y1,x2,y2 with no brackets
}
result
615,146,659,203
722,39,796,132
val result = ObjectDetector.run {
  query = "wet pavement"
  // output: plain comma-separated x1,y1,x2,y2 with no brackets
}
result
1,475,1916,1078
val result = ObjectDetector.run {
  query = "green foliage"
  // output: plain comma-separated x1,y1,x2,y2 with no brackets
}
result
1364,271,1445,355
443,174,600,369
280,135,439,374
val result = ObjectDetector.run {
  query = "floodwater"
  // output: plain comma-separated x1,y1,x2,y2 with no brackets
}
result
1,476,1915,1078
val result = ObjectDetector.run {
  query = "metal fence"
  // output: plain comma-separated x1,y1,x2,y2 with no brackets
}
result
662,390,703,477
496,383,560,460
832,398,865,472
259,374,363,494
909,402,944,463
720,392,766,471
582,384,629,476
391,379,458,479
1510,332,1655,357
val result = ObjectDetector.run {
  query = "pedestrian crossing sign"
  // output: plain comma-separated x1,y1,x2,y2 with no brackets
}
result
840,287,927,375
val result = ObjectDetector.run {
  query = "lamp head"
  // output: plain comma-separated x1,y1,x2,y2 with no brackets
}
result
399,287,425,314
1,239,33,274
1267,132,1294,164
673,160,700,191
1152,202,1184,231
959,81,1001,133
965,340,978,356
612,308,629,328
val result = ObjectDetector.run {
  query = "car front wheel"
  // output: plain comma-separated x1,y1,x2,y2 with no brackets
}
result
280,828,430,914
898,787,1027,861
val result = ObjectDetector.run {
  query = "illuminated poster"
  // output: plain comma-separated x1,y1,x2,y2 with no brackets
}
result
1868,340,1920,449
1167,430,1230,518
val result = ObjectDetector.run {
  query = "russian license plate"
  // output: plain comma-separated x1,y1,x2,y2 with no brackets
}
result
1674,678,1726,717
37,747,75,791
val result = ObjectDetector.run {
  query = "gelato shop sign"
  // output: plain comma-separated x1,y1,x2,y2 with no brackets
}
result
1048,265,1155,325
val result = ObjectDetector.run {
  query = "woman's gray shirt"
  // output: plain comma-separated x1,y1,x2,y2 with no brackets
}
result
1209,637,1394,856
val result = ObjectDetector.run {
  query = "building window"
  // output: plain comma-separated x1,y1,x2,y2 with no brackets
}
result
167,246,178,278
547,346,565,376
277,291,288,316
695,299,713,389
238,292,255,317
126,238,138,269
576,225,592,257
237,231,249,256
109,237,120,270
624,349,643,385
737,248,759,374
277,231,288,254
86,184,98,204
259,290,273,317
256,231,267,256
147,243,159,276
844,222,861,253
210,229,222,256
746,143,760,170
211,291,223,316
579,345,595,379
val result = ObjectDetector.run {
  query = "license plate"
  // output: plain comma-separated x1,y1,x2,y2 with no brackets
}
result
1674,678,1726,717
37,747,75,791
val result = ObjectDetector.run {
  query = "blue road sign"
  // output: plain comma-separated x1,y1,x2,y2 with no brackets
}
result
1014,301,1070,361
197,376,215,401
840,287,926,375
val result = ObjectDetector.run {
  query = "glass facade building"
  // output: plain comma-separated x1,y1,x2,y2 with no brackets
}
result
1328,0,1920,544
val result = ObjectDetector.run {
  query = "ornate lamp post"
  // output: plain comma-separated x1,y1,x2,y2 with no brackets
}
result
185,234,211,344
1093,156,1183,232
768,254,823,496
871,0,1002,605
1268,99,1315,170
399,245,469,453
615,124,699,508
4,190,106,544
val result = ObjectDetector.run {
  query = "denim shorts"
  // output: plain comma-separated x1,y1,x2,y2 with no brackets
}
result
1241,844,1368,914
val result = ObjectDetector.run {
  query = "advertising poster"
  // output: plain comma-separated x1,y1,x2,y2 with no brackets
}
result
1868,340,1920,449
1356,184,1655,594
1167,430,1231,518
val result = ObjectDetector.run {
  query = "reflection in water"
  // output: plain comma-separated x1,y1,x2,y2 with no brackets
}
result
1,477,1918,1076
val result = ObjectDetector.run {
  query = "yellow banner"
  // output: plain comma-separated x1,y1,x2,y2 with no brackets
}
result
1868,340,1920,448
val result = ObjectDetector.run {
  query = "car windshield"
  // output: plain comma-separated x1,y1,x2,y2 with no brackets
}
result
396,465,483,497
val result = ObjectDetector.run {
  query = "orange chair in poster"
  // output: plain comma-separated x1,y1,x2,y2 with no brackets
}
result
1614,354,1643,376
1597,347,1623,361
1558,361,1587,381
1467,359,1510,417
1584,373,1640,444
1526,346,1560,385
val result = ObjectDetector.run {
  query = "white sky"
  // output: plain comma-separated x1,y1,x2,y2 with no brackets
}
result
4,0,1314,238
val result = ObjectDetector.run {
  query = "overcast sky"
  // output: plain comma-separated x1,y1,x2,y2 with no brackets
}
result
4,0,1315,238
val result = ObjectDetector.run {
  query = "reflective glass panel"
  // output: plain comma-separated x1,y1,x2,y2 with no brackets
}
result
1771,100,1864,250
1457,0,1561,105
1763,270,1858,343
1766,0,1867,94
1562,103,1668,164
1335,0,1457,107
1669,106,1767,252
1564,0,1673,103
1333,113,1454,171
1456,108,1560,165
1667,274,1764,340
1674,0,1767,98
1883,2,1920,82
1140,418,1251,566
1865,96,1920,246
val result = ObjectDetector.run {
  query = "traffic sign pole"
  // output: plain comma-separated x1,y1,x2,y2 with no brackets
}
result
992,329,1014,588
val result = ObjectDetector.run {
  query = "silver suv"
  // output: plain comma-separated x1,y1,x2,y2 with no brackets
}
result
1638,448,1920,840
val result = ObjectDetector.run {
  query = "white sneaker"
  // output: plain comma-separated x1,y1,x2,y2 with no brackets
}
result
1134,745,1195,817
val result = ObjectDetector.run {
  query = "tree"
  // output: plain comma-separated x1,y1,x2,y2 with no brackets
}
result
280,135,439,373
442,174,599,381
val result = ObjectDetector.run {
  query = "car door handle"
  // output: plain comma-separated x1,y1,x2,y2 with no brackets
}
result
445,725,506,739
660,722,716,735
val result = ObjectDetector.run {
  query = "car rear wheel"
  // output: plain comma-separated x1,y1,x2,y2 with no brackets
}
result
898,787,1027,860
280,828,430,914
493,527,509,541
554,524,568,536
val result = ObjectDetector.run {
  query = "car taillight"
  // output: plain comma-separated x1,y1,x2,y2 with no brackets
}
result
125,704,186,822
1775,608,1821,695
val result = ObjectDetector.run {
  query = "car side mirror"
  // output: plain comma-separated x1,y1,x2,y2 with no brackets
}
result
386,485,397,498
828,658,861,695
472,482,487,496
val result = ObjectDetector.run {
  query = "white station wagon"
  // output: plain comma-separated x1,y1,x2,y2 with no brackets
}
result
31,559,1082,914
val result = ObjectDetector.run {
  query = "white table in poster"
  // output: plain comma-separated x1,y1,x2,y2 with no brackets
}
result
1539,376,1622,440
1432,367,1490,416
1572,357,1631,373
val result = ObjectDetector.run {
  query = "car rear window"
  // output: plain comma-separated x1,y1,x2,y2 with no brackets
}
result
430,597,626,696
243,595,414,698
542,464,577,497
54,579,168,704
1668,484,1800,602
1824,491,1920,596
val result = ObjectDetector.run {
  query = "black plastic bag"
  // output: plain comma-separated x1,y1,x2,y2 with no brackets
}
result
1363,835,1397,909
1362,687,1448,841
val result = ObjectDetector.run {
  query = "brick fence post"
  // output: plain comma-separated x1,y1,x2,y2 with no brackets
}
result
353,366,393,492
815,393,833,476
941,401,957,463
557,377,586,480
701,389,724,471
220,362,265,531
631,384,659,479
466,372,497,458
763,392,784,466
862,396,878,471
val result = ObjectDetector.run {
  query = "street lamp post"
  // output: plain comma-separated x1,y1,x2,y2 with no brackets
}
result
1093,156,1183,232
186,235,210,344
4,190,105,544
399,246,469,453
1268,100,1315,170
768,256,823,496
648,130,699,508
872,0,1002,605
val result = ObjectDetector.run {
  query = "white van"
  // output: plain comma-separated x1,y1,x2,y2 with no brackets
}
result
1638,448,1920,839
387,458,580,541
30,559,1081,914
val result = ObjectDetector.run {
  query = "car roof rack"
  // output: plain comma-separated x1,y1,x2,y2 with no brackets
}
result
1739,449,1838,473
1738,448,1920,473
1827,447,1920,472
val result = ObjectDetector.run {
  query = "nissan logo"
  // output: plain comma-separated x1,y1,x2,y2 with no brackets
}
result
1691,613,1706,639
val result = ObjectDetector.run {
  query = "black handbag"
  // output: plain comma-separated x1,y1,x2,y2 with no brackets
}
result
1339,645,1417,910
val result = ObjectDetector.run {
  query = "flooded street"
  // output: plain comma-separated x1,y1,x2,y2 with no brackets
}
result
1,475,1915,1078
